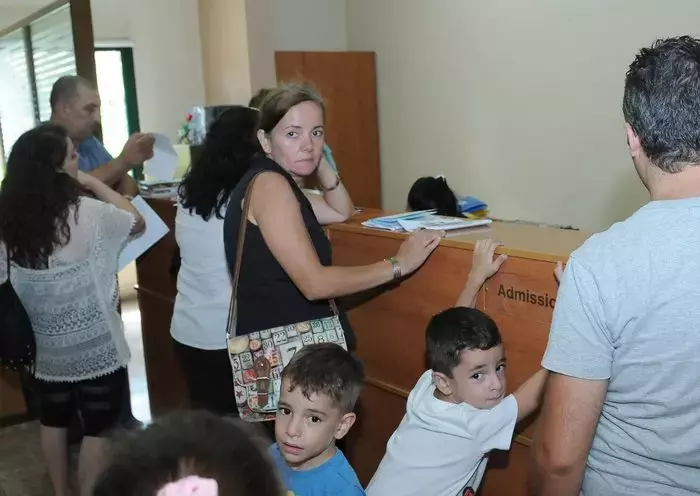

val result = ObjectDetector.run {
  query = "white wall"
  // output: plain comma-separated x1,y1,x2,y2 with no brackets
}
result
89,0,128,42
346,0,700,231
270,0,347,51
91,0,205,141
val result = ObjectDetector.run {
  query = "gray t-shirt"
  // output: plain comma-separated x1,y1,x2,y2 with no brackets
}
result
543,196,700,496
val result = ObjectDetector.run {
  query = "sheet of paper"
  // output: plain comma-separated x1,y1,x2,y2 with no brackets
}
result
361,209,436,231
118,196,170,272
144,133,179,181
397,216,492,232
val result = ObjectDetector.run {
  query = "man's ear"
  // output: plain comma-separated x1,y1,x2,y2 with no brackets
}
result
334,412,356,440
257,129,271,154
624,123,642,159
432,371,453,397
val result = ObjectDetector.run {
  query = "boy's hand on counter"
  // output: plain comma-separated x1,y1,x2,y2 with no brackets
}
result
469,239,507,286
554,261,564,284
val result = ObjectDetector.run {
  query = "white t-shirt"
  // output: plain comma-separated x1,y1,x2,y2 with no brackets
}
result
366,370,518,496
170,203,231,350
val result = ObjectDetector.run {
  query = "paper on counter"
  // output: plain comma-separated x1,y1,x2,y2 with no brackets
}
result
144,133,179,181
118,196,170,272
397,215,492,232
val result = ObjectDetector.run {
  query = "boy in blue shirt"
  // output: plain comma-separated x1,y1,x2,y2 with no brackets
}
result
270,343,365,496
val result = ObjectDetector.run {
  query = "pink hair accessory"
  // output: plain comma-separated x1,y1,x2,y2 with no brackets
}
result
156,476,218,496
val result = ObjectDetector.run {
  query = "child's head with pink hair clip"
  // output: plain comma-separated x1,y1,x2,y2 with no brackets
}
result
94,410,284,496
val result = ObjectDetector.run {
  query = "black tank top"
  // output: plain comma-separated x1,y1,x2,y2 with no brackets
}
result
223,156,355,349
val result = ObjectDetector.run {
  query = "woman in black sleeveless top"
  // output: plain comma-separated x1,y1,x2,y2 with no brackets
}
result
224,83,443,351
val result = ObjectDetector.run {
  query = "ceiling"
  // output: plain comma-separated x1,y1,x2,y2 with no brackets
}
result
0,0,58,32
0,0,53,5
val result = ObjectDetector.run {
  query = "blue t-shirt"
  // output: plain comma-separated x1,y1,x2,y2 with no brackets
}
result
269,443,365,496
77,136,113,172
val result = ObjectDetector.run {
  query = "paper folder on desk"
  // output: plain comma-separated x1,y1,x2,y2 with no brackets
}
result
397,215,492,233
361,210,436,231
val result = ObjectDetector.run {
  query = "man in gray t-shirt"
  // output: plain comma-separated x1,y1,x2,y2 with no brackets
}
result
531,36,700,496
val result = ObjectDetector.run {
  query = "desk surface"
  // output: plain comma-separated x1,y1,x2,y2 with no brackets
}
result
329,209,593,262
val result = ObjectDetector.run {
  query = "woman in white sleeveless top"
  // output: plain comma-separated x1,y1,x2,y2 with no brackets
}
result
170,106,260,415
0,124,144,496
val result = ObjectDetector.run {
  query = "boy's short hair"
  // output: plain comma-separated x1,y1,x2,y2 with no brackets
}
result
281,343,364,413
426,307,502,377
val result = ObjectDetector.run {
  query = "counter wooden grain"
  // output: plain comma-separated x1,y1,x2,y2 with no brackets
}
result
331,209,591,494
134,198,190,417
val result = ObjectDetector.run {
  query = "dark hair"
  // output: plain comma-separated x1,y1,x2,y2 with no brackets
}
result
178,106,261,221
0,123,81,269
248,87,273,109
623,36,700,173
282,343,364,413
93,410,283,496
49,75,96,110
407,176,459,217
258,82,325,134
426,307,502,377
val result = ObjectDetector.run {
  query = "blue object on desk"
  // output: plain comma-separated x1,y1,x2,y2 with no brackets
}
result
458,196,487,214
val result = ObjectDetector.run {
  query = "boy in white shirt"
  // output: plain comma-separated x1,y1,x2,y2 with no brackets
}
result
366,239,551,496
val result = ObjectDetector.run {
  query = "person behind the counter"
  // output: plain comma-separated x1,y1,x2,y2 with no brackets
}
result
407,175,459,217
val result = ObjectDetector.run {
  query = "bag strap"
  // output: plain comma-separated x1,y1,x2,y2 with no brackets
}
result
226,172,339,338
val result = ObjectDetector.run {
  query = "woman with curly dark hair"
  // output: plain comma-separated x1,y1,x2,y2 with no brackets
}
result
170,106,261,415
0,123,145,496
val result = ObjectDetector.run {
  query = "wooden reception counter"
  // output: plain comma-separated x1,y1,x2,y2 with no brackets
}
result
332,209,592,494
133,202,592,494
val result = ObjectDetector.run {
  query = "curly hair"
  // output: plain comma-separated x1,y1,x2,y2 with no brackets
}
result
178,106,261,221
0,124,81,269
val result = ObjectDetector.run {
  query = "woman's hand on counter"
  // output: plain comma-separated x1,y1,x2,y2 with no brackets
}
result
395,229,444,276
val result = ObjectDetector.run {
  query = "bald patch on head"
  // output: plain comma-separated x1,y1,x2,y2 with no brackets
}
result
50,75,97,110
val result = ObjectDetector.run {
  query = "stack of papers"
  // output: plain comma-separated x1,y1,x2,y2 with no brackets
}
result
362,211,492,234
140,179,180,199
397,215,492,232
361,210,437,231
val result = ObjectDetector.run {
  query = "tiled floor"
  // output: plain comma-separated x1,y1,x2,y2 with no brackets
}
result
0,299,149,495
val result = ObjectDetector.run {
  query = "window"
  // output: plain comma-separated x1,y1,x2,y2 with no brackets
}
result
95,47,142,178
0,3,76,177
31,5,77,122
0,29,36,162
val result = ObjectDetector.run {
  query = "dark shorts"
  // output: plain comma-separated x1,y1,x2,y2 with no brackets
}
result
173,339,239,416
35,368,127,437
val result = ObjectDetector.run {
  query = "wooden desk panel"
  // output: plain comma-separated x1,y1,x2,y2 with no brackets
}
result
330,210,591,493
135,198,189,416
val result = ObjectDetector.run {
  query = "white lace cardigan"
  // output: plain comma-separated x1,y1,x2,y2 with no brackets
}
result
0,197,136,382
